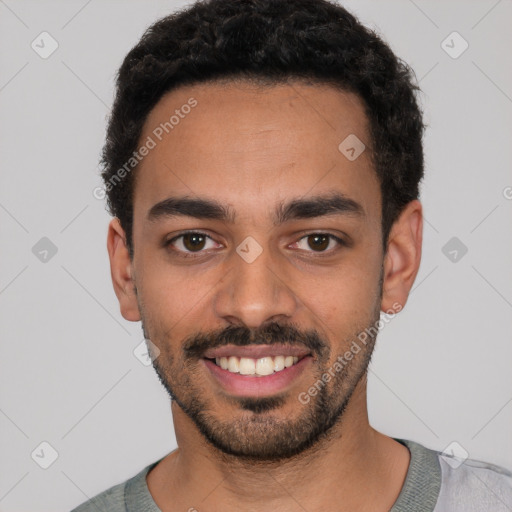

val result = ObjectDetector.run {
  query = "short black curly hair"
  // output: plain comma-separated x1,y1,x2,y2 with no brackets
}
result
101,0,425,259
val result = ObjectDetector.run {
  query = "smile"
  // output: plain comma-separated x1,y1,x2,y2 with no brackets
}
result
209,355,302,376
202,344,313,397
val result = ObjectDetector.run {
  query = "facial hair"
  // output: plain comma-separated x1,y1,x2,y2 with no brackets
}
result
139,268,384,462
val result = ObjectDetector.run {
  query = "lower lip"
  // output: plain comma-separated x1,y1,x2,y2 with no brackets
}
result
203,356,312,397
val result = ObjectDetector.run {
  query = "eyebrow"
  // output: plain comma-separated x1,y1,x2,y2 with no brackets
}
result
146,191,365,226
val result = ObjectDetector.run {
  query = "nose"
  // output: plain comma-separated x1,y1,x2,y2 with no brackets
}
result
213,240,300,329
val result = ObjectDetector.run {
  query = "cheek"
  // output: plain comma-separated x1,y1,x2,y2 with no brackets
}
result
135,261,219,355
306,261,380,317
298,259,382,354
136,250,207,317
308,286,376,348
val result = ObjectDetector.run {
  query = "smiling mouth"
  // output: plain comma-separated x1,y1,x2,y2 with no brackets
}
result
204,355,307,377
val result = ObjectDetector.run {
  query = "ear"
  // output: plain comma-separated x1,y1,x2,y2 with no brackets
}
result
381,199,423,313
106,218,141,322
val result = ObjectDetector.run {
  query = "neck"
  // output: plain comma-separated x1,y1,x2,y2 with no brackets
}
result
147,377,410,511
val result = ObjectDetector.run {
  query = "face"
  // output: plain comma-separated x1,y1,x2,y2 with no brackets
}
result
111,80,408,461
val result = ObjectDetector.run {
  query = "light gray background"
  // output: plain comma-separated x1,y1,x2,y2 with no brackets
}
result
1,0,511,510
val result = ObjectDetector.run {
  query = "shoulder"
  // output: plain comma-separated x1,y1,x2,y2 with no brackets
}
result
70,479,127,511
392,438,512,512
69,458,163,512
436,452,512,511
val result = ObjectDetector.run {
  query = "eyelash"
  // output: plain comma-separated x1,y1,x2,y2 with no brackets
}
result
164,231,346,259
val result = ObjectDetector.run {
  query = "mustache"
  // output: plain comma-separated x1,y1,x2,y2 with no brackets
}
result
183,321,328,360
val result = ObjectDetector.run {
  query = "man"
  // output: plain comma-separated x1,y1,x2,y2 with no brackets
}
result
72,0,512,510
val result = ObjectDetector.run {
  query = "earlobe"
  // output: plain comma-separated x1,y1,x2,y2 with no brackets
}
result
381,200,423,313
106,218,141,322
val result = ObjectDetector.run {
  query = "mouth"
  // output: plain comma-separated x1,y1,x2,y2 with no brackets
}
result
205,354,306,376
202,344,313,397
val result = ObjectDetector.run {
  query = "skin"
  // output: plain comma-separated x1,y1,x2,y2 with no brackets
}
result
107,80,423,511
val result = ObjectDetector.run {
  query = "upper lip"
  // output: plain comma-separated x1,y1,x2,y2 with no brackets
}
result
203,344,312,360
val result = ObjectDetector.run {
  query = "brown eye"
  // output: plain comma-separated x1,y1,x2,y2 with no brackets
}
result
307,234,330,251
165,232,217,257
182,233,207,252
293,233,345,254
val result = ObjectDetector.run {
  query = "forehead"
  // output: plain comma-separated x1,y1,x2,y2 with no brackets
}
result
133,80,380,224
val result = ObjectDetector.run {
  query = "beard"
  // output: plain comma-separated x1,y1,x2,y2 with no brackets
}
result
138,270,383,462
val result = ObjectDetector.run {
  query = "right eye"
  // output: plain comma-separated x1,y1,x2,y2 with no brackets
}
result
164,231,221,258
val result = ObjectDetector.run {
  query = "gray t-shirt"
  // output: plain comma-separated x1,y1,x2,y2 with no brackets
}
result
70,438,512,511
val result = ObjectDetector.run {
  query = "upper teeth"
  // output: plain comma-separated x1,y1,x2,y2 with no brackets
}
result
214,355,299,376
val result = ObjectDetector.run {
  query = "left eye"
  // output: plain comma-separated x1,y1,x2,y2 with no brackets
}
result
292,233,345,253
